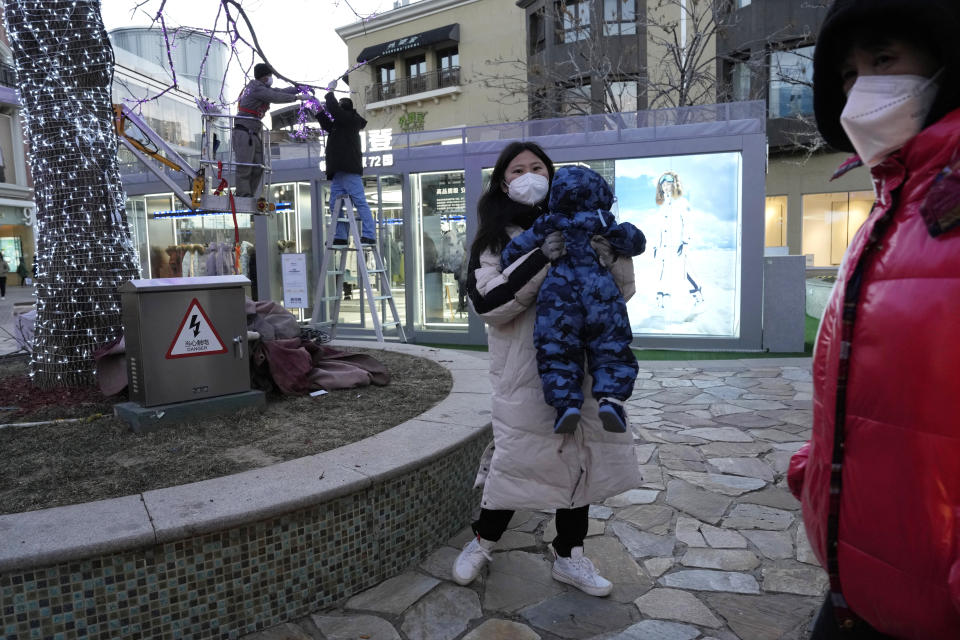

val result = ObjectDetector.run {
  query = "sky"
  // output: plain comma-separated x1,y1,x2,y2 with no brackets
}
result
99,0,399,94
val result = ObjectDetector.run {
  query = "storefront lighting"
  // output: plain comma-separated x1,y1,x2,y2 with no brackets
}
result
149,202,293,219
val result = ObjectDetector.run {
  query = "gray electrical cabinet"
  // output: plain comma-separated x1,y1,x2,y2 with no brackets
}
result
120,276,250,407
761,256,807,353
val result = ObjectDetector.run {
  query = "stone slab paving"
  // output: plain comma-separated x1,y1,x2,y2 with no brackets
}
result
241,359,823,640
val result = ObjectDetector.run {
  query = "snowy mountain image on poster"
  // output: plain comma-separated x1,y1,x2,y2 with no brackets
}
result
613,152,742,337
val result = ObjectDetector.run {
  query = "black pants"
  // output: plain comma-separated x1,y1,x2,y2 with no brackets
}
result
809,595,891,639
472,505,589,558
0,277,6,297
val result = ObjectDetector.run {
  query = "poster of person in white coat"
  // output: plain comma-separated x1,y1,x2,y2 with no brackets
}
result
616,152,742,337
653,171,704,309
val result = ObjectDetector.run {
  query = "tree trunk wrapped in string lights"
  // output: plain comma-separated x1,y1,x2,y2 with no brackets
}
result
3,0,139,388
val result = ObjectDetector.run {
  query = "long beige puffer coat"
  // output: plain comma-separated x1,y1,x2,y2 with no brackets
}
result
468,224,642,511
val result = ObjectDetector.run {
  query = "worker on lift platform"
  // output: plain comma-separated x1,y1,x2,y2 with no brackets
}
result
233,62,300,197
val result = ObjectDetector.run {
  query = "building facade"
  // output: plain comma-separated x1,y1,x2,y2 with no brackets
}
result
112,2,786,351
0,23,36,284
719,1,873,269
513,0,876,272
335,0,530,134
516,0,724,117
517,0,646,117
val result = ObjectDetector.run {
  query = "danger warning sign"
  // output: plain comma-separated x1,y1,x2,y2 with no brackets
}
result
165,298,229,359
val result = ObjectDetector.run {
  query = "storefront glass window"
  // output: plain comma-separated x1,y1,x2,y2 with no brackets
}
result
257,181,313,319
378,175,406,325
411,170,467,330
802,190,874,266
765,195,787,247
270,182,298,309
320,175,394,328
297,183,313,300
0,236,22,274
174,213,255,278
134,193,256,283
145,195,174,277
125,197,148,277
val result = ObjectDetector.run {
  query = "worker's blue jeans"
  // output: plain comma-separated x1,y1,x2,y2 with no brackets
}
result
329,173,376,241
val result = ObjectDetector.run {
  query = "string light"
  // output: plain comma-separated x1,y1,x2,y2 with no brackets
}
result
3,0,140,388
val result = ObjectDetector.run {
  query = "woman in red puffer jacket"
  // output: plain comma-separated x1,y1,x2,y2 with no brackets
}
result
787,1,960,638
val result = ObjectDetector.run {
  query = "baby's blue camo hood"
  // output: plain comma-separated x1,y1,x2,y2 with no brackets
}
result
548,166,614,214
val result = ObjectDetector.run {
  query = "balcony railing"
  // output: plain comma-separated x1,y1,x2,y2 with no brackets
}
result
0,63,17,88
365,66,460,103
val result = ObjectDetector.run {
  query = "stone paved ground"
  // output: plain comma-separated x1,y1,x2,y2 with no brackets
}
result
244,358,824,640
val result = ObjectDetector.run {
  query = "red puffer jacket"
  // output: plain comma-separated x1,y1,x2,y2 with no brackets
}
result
788,108,960,638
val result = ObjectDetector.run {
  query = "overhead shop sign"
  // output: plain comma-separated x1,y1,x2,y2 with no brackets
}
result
356,24,459,62
165,298,228,359
319,127,395,172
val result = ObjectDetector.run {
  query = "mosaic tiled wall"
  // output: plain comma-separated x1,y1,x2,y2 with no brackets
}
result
1,432,490,640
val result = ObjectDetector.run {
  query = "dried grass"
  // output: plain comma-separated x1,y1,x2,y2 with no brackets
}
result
0,349,452,515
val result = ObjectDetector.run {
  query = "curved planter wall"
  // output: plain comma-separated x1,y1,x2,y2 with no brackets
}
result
0,344,492,639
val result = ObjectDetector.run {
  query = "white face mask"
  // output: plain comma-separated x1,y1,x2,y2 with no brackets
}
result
263,76,274,87
840,72,941,167
506,172,549,206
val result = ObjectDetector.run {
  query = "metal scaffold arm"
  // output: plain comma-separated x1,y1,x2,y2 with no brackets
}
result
113,103,200,210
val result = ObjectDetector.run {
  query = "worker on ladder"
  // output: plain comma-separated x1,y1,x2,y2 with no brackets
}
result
314,78,376,247
233,63,301,197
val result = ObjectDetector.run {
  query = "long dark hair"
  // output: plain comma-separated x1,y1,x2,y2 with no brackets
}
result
471,141,555,259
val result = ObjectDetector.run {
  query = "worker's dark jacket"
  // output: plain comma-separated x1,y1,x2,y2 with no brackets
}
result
316,91,366,179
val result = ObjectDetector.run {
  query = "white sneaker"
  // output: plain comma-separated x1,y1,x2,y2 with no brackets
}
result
551,546,613,596
452,536,495,585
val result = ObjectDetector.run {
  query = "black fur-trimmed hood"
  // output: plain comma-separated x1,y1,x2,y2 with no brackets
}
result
813,0,960,152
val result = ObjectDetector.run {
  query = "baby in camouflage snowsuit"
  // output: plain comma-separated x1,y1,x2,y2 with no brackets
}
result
501,166,646,434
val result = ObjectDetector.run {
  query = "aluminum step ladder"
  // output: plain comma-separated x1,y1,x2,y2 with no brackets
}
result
310,195,406,342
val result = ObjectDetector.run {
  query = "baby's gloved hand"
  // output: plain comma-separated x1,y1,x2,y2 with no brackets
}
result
541,231,566,261
590,235,617,268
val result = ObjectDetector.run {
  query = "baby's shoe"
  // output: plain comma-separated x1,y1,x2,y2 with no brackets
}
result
554,406,580,434
598,399,627,433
